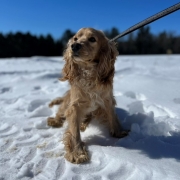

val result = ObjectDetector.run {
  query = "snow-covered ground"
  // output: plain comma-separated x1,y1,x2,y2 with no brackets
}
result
0,55,180,180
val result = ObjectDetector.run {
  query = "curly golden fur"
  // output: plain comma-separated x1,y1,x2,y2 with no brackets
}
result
47,28,128,164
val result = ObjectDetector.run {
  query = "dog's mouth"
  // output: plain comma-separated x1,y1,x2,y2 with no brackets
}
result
73,54,79,57
71,50,93,63
72,53,83,62
72,51,80,57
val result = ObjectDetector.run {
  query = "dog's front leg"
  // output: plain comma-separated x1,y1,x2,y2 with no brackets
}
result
63,104,89,164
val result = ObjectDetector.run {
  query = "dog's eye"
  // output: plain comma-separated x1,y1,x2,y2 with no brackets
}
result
89,37,96,42
74,37,78,41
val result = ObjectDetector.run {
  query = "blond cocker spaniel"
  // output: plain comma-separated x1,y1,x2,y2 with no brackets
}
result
47,28,128,164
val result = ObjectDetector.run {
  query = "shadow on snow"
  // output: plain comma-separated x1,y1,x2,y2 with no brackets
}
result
85,107,180,161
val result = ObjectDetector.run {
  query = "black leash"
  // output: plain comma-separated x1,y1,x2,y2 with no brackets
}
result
110,2,180,42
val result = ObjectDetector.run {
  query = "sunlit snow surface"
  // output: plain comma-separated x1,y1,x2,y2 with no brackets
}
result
0,55,180,180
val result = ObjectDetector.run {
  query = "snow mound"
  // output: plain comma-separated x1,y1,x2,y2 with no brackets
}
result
0,56,180,180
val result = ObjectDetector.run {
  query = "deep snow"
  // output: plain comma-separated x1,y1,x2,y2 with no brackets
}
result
0,55,180,180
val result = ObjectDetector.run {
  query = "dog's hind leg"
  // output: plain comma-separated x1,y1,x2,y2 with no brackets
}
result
47,112,65,127
47,98,65,127
95,98,128,138
49,97,64,108
47,90,70,128
80,114,92,132
47,117,65,127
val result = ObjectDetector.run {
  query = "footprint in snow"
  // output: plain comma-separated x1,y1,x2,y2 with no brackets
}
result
13,134,41,147
17,162,34,178
173,98,180,104
34,159,65,180
33,86,41,90
28,99,49,112
27,99,52,118
0,87,11,94
11,146,37,168
0,124,19,138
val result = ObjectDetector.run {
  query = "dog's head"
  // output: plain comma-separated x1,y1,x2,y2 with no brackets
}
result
62,28,119,83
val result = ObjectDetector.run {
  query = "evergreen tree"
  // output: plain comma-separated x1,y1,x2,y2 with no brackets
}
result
60,29,75,47
135,26,154,54
0,27,180,58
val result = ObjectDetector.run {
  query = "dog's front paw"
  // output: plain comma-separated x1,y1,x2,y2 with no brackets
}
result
47,117,63,127
80,122,88,132
64,145,89,164
48,102,54,108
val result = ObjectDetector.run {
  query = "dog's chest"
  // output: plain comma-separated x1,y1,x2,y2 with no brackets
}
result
76,67,107,112
78,68,96,88
86,90,106,113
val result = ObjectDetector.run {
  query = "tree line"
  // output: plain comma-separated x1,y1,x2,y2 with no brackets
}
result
0,26,180,58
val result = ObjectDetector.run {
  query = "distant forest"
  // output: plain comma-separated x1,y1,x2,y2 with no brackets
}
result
0,26,180,58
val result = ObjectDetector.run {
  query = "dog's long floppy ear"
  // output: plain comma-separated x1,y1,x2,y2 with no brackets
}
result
97,41,119,84
60,44,79,83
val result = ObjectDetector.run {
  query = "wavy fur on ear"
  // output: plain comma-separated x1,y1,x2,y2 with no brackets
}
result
97,41,119,84
60,47,79,83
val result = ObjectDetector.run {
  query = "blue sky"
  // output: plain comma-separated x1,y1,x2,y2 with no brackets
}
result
0,0,180,39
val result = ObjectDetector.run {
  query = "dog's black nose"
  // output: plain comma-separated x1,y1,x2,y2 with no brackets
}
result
71,43,82,52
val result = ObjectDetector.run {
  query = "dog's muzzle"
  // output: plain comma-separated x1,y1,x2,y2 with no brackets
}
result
71,43,82,53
